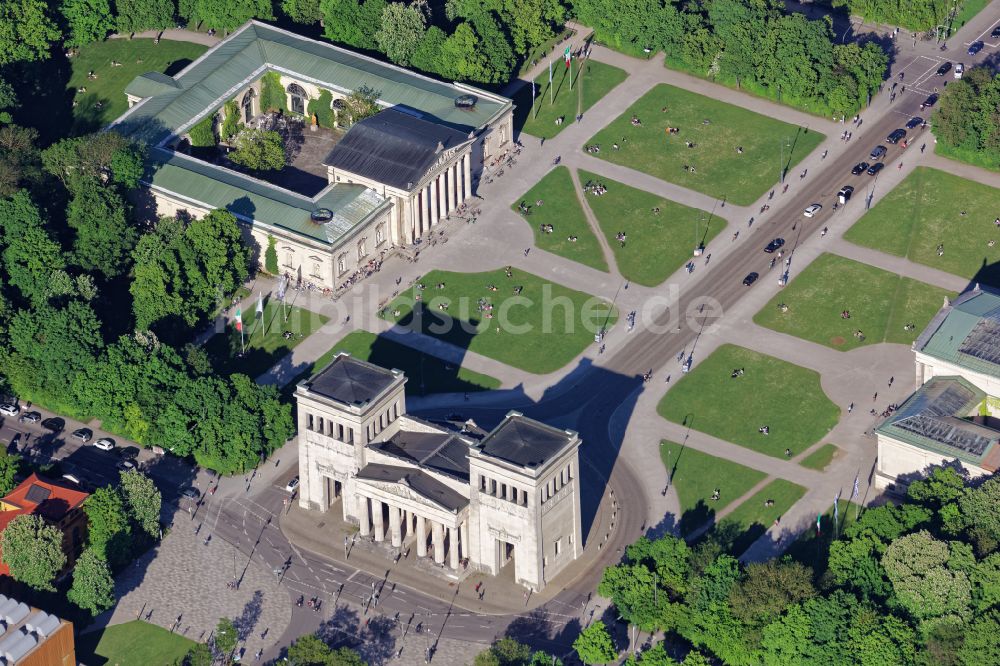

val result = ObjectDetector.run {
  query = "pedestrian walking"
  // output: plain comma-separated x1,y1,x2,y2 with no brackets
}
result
889,376,894,387
732,230,739,241
524,248,530,257
898,162,903,169
873,392,878,402
921,143,926,153
848,402,854,413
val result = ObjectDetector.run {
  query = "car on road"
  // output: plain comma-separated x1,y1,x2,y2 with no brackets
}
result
286,476,300,493
968,41,984,56
923,94,939,108
954,63,964,79
41,417,65,432
61,474,88,490
0,404,19,417
838,186,854,203
180,487,200,500
742,272,759,286
8,434,20,454
906,116,923,129
851,162,870,175
936,61,952,76
18,411,40,424
886,129,907,144
71,428,92,443
93,437,115,451
992,25,1000,38
116,459,137,472
870,145,887,160
867,162,885,176
118,446,140,460
803,203,823,218
764,238,785,253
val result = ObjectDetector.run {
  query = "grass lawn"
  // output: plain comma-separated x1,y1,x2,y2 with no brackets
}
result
799,443,840,471
954,0,991,31
844,167,1000,285
76,621,196,666
658,344,839,458
786,501,862,579
753,253,951,351
512,167,607,272
661,442,766,536
709,479,807,556
513,59,628,140
299,330,501,396
203,299,328,378
578,169,720,286
382,269,616,374
584,83,823,205
68,39,208,135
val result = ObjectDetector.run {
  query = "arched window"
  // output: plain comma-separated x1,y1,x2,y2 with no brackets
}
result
337,253,347,275
241,89,256,123
357,238,367,260
375,222,386,246
287,83,307,115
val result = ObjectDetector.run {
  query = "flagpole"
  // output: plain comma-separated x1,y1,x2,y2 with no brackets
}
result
549,60,553,105
570,56,573,91
532,79,537,119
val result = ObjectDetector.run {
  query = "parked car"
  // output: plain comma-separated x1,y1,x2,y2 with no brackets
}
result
923,93,939,108
41,417,65,432
906,116,923,129
18,411,41,424
118,446,140,460
992,25,1000,38
93,437,115,451
870,145,887,160
116,459,137,472
851,162,869,175
0,404,19,417
286,476,300,493
954,63,965,79
742,272,759,286
764,238,785,253
968,41,984,56
803,203,822,218
886,129,906,144
71,428,92,443
936,61,952,76
838,186,854,203
61,474,88,490
180,487,200,500
867,162,885,176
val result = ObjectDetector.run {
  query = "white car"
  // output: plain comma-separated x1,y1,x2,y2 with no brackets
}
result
93,437,115,451
803,204,822,218
285,476,300,493
954,63,964,79
0,403,19,417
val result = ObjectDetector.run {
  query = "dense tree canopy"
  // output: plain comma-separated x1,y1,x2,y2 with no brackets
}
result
67,547,116,615
375,1,428,66
229,128,286,171
831,0,952,31
59,0,115,48
0,0,61,65
0,514,65,591
191,0,275,33
933,67,1000,170
114,0,175,34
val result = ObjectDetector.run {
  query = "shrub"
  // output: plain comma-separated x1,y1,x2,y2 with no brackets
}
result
264,235,279,274
220,100,240,142
260,72,286,113
307,89,335,128
230,128,286,171
188,115,216,148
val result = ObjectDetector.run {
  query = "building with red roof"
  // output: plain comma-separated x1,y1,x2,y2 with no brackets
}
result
0,475,89,577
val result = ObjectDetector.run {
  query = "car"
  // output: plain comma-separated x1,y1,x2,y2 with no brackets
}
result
93,437,115,451
968,41,984,56
742,272,759,286
906,116,923,129
851,162,870,175
870,145,887,160
41,417,65,432
838,185,855,203
954,63,965,79
0,404,19,417
71,428,92,443
7,434,20,454
867,162,885,176
61,474,88,490
116,459,137,472
992,25,1000,38
118,446,140,460
803,203,823,218
180,487,200,500
764,238,785,253
886,129,907,144
923,94,939,108
936,61,952,76
286,476,300,493
18,411,41,424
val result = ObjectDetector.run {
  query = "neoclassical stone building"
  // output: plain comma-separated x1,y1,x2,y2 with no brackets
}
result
295,354,582,591
111,21,513,289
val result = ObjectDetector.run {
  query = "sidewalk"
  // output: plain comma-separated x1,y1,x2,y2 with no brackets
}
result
110,28,220,46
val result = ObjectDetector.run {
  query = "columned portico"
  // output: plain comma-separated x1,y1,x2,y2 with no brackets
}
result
416,515,427,557
463,154,472,199
429,178,439,226
448,526,459,569
432,521,445,564
446,165,456,214
372,498,384,542
358,496,371,536
389,503,402,547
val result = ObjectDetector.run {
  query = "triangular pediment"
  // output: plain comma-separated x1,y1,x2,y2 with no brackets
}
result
355,477,454,512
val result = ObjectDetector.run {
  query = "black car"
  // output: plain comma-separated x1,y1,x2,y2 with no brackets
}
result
992,25,1000,38
41,417,65,432
851,162,870,175
886,129,907,144
743,272,759,286
18,411,41,424
764,238,785,253
968,41,984,56
118,446,141,460
906,116,923,129
71,427,93,443
870,145,887,160
180,487,200,500
936,62,952,76
838,185,855,202
867,162,885,176
923,94,939,108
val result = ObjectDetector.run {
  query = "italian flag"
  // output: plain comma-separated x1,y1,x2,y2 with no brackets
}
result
564,45,571,68
234,305,243,332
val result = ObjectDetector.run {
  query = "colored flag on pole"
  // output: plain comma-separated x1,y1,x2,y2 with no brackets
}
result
816,512,822,535
850,474,860,500
834,490,840,526
548,59,552,83
256,291,264,317
564,45,571,68
234,305,242,332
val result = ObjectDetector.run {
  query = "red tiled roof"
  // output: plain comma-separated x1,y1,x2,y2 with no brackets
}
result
0,475,89,576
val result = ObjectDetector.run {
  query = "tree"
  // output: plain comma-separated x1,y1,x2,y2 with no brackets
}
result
0,191,66,306
410,26,448,75
0,514,66,591
65,176,137,277
0,0,61,65
119,470,162,538
959,610,1000,664
321,0,385,50
0,77,17,124
376,1,427,66
114,0,175,34
0,125,42,197
192,0,274,33
220,100,240,142
184,643,213,666
229,128,286,171
959,475,1000,553
342,86,381,125
728,560,815,629
282,0,324,24
475,637,532,666
188,115,216,148
67,547,116,615
84,486,133,570
60,0,114,47
0,453,21,495
882,530,971,621
259,72,286,113
214,618,237,660
265,234,279,273
574,621,617,665
42,132,145,191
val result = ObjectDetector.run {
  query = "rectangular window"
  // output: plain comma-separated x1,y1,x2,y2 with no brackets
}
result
480,475,487,492
500,483,507,500
317,417,324,434
347,428,354,444
393,403,399,419
555,539,561,556
306,413,314,431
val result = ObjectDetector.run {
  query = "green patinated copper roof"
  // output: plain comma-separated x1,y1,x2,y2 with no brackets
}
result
124,71,182,98
915,287,1000,378
144,148,390,245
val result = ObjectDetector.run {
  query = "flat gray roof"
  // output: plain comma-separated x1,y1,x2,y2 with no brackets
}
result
303,354,398,406
478,414,575,469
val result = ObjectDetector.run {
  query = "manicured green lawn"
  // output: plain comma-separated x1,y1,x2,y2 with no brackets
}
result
658,344,840,458
578,169,720,286
799,443,840,471
954,0,991,31
76,620,196,666
710,479,807,556
753,253,951,350
513,59,628,140
786,501,862,579
512,167,607,272
68,39,208,135
661,442,766,536
382,269,616,374
203,299,328,378
301,330,501,396
844,167,1000,285
584,83,823,205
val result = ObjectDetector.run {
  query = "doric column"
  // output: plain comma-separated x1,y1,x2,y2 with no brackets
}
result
446,163,456,214
460,521,469,560
448,526,459,569
358,496,371,536
432,521,445,564
429,179,438,226
420,188,429,235
416,515,427,558
463,154,472,199
389,504,401,548
372,499,384,542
